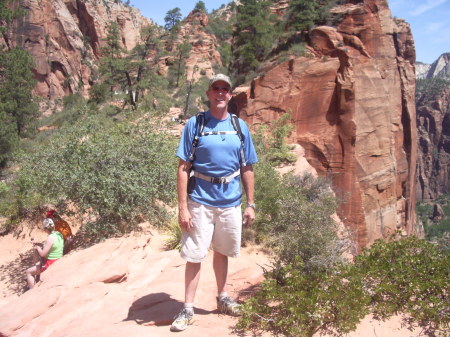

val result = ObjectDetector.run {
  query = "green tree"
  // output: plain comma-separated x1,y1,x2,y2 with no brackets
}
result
286,0,321,32
0,0,24,33
127,25,164,104
0,109,18,167
99,22,164,109
99,21,129,99
164,7,182,31
232,0,278,78
0,48,38,166
194,1,206,12
172,41,192,88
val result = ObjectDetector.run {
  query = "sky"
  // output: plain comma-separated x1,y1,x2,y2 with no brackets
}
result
130,0,450,64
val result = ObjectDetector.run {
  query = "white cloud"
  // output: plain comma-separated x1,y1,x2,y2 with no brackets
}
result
410,0,448,16
424,21,447,33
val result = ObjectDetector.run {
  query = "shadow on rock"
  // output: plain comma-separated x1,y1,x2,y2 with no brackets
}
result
0,248,39,295
125,292,211,326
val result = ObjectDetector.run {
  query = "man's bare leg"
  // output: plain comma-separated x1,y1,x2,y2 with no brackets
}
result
185,261,201,303
213,251,228,294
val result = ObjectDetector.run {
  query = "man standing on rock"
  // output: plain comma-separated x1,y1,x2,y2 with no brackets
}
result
172,74,258,332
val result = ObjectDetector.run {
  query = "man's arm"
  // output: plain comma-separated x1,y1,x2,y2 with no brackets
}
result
241,164,255,227
177,159,193,232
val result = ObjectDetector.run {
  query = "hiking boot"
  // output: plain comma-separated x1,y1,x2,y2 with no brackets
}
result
216,296,241,316
170,308,194,332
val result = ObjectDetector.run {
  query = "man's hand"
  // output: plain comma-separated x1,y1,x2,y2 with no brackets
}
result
178,207,193,232
243,206,255,227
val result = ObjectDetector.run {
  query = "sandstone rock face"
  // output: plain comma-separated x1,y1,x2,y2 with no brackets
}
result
235,0,417,249
175,9,223,82
416,84,450,200
1,0,151,100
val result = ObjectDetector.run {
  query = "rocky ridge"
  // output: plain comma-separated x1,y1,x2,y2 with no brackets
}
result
415,54,450,200
234,0,417,249
416,53,450,81
1,0,152,100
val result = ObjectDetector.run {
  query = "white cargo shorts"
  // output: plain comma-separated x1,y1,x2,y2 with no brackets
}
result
181,200,243,263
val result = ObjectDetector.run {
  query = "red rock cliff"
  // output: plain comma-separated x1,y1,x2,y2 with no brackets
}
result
416,85,450,200
235,0,417,249
1,0,151,100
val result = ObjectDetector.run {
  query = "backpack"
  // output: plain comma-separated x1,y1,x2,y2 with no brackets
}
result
188,112,246,166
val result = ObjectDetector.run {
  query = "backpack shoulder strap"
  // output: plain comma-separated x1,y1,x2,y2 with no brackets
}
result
188,112,206,162
230,113,247,166
230,114,244,142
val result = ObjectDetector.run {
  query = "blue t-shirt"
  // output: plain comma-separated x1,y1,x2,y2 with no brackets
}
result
177,111,258,207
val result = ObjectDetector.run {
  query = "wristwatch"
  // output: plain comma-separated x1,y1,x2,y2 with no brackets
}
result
247,203,256,210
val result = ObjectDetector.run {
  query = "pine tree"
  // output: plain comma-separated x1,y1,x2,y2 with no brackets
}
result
0,0,24,33
194,1,207,12
173,41,192,88
232,0,278,77
164,7,182,31
0,48,38,166
129,25,163,104
286,0,321,32
99,21,131,105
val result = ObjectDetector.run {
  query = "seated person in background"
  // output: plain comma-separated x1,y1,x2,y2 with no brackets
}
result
46,209,73,254
25,218,64,290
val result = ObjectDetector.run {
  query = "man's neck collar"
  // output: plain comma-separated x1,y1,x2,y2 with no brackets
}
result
209,108,229,120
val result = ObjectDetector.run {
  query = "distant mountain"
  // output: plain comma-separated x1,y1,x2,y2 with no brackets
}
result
415,53,450,200
416,53,450,80
416,62,431,79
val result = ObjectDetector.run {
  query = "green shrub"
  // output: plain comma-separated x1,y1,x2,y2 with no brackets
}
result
355,236,449,334
14,115,178,240
416,196,450,246
256,113,297,165
237,261,369,337
37,94,94,131
244,158,283,244
238,236,449,337
0,181,18,221
416,78,450,98
88,82,111,104
268,173,346,273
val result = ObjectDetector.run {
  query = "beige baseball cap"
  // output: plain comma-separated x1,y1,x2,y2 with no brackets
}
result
209,73,232,88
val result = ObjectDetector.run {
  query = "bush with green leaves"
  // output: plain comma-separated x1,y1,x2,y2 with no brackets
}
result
416,195,450,247
254,114,297,165
238,236,449,337
237,260,370,337
13,115,178,240
267,173,347,273
0,181,17,224
355,236,449,334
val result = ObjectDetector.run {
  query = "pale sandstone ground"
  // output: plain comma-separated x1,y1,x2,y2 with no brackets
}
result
0,222,427,337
